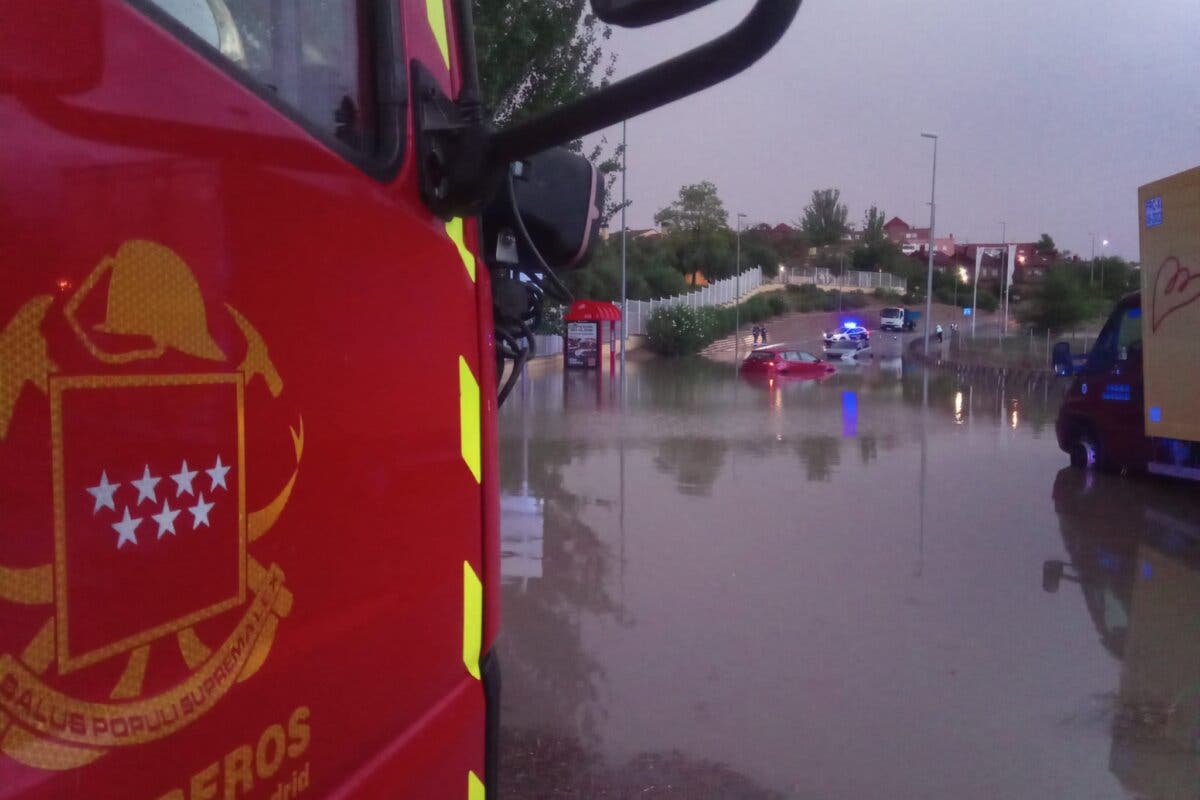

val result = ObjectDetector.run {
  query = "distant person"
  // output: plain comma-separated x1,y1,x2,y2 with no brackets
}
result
760,325,768,343
752,325,760,344
935,323,944,343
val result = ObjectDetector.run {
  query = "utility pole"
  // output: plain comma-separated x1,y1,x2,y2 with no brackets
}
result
920,133,938,356
1000,221,1008,338
1089,231,1095,285
735,212,746,364
619,120,627,379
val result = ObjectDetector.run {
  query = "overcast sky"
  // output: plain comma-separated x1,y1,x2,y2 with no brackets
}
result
587,0,1199,260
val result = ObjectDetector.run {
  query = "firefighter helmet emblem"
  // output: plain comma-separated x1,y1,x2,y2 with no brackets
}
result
0,240,302,771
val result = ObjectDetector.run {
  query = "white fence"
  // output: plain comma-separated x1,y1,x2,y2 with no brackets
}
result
788,267,906,292
532,333,562,357
622,267,765,336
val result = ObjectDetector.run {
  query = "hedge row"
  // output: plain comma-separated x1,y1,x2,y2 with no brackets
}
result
646,286,871,356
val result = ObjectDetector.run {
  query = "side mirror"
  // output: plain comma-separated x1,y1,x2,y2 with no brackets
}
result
591,0,719,27
415,0,801,217
1051,341,1072,376
482,148,604,273
1042,560,1064,593
0,1,101,94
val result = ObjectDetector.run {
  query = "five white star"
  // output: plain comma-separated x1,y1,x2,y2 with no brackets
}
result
151,499,181,539
189,492,215,529
131,465,160,506
171,460,198,497
206,455,230,492
112,507,141,549
86,471,120,514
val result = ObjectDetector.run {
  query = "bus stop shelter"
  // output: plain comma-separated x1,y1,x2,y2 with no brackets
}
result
563,300,621,371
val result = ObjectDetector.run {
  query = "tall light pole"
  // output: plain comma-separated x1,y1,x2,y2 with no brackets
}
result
920,133,937,356
735,212,747,363
619,120,627,378
1099,238,1109,290
1089,231,1095,285
1000,221,1008,338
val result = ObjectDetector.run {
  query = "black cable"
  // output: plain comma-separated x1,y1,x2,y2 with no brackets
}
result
507,169,572,306
496,325,533,407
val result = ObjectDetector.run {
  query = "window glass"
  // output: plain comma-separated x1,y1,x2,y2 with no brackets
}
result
145,0,379,154
798,352,819,363
1117,307,1143,360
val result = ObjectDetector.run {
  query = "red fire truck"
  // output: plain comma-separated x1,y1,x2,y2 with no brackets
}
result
0,1,798,797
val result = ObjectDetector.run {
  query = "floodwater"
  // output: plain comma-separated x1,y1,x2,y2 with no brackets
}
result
496,355,1200,799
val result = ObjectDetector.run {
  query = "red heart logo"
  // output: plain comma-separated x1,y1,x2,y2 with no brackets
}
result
1152,256,1200,332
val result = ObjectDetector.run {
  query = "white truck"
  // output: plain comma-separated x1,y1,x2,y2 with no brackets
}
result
880,306,913,332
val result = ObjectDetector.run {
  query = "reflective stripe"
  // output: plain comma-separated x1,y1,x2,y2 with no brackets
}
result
447,218,476,282
462,561,482,681
425,0,451,70
458,356,481,483
468,770,485,799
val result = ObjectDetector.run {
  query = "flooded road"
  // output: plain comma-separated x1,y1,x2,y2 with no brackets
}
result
496,357,1200,799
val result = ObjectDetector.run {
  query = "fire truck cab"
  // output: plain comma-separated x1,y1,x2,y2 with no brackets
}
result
0,1,799,797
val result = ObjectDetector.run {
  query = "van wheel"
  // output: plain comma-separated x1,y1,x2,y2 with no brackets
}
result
1069,428,1103,471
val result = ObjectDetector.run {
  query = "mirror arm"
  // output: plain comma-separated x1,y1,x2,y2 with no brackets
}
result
451,0,484,121
488,0,802,166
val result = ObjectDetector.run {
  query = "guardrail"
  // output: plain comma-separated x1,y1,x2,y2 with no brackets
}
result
622,267,765,335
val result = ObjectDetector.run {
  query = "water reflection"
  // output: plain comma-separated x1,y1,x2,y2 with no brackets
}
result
1046,468,1200,798
497,358,1118,798
653,437,728,497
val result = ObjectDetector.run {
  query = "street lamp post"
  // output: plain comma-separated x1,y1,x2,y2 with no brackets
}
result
1000,221,1009,338
735,212,747,363
1090,232,1095,285
1098,237,1109,290
619,120,627,378
920,133,938,356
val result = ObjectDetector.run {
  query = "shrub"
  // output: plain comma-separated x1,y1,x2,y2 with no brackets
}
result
646,306,713,356
536,304,565,335
974,290,999,312
767,292,789,315
873,288,904,303
842,292,870,310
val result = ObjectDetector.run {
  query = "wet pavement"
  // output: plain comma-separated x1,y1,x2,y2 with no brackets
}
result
496,356,1200,799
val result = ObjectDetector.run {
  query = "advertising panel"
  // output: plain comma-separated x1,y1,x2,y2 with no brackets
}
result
1139,166,1200,441
565,321,599,369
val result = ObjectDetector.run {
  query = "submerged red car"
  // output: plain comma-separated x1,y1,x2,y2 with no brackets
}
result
740,345,836,377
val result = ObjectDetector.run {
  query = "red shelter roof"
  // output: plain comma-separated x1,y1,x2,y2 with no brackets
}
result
564,300,622,321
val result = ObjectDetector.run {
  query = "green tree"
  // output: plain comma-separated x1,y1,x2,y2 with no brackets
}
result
654,182,733,284
1035,233,1056,255
740,236,781,277
474,0,615,126
669,228,735,283
862,205,887,247
1095,256,1138,301
1021,268,1098,332
800,188,849,247
653,181,729,233
474,0,624,216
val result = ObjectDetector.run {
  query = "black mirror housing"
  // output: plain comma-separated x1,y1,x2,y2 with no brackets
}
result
1042,560,1064,593
591,0,719,27
482,148,604,273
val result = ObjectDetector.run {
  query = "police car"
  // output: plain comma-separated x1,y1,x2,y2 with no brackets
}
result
823,321,871,348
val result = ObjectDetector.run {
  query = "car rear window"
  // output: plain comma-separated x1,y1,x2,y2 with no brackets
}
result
748,352,775,361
